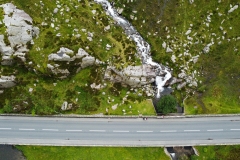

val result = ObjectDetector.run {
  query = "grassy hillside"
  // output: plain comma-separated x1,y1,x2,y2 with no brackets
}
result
112,0,240,114
0,0,155,115
0,0,239,115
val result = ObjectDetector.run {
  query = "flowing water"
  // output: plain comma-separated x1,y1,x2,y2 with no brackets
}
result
94,0,172,97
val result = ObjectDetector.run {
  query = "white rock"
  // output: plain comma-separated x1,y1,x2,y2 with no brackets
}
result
29,88,33,92
228,5,238,13
48,47,74,61
189,0,194,4
112,104,118,110
104,25,110,31
166,46,173,53
53,8,58,14
92,10,96,14
171,55,176,63
162,41,166,49
61,101,68,110
81,56,95,68
185,29,191,35
76,48,89,58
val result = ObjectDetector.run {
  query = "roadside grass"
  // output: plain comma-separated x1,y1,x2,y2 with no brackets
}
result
195,145,240,160
16,146,169,160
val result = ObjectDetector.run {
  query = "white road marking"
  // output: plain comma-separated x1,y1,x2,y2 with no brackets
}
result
66,130,82,132
230,129,240,131
184,130,200,132
137,131,153,133
89,130,106,132
113,130,129,133
160,130,177,132
0,128,11,130
42,129,58,131
207,129,223,132
19,128,35,131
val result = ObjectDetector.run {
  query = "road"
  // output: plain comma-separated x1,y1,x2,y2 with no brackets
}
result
0,116,240,146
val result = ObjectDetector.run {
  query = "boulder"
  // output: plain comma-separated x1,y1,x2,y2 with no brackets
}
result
228,5,238,13
177,82,187,90
112,104,118,110
48,47,74,61
104,64,157,87
166,46,173,53
81,56,96,68
61,101,68,110
76,48,89,58
0,75,16,88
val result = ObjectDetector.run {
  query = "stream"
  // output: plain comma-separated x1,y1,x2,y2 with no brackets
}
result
94,0,172,98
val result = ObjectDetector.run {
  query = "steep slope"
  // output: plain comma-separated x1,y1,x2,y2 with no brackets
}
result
111,0,240,114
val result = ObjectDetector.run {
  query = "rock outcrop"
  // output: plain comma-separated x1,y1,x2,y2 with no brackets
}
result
48,47,103,78
104,64,157,87
0,3,39,65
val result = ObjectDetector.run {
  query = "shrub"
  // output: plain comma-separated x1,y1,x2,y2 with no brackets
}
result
156,95,177,114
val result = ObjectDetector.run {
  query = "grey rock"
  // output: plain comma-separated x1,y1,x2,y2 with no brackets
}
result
48,47,74,61
61,101,68,110
104,64,157,87
0,75,16,88
76,48,89,58
178,72,187,78
81,56,96,68
169,77,183,85
177,82,187,90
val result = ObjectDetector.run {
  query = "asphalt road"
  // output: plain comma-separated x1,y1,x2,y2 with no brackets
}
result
0,116,240,146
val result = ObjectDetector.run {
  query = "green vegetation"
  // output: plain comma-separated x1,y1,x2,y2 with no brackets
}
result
0,0,155,115
196,145,240,160
156,95,177,114
1,0,239,115
16,146,169,160
112,0,240,114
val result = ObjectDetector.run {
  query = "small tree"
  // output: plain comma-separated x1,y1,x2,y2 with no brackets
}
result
156,95,177,114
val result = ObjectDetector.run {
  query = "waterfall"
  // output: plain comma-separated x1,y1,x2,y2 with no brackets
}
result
94,0,172,98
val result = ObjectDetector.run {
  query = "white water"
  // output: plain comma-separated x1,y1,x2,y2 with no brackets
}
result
95,0,172,98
